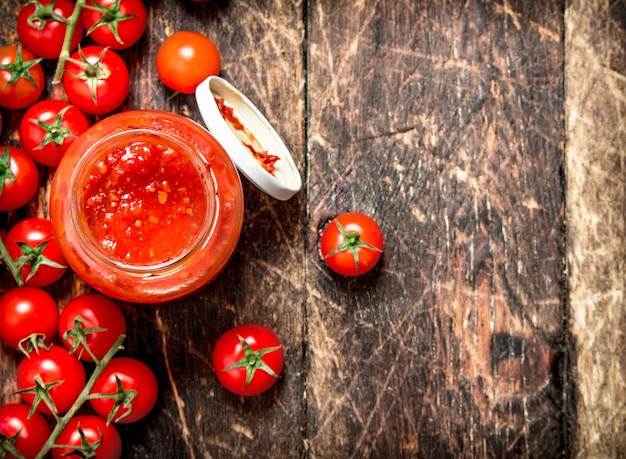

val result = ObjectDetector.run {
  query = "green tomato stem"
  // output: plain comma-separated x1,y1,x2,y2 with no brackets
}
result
34,334,126,459
1,436,26,459
52,0,87,84
0,236,23,286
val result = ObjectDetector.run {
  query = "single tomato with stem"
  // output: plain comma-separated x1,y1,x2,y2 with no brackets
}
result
0,44,44,110
0,145,39,212
62,45,130,115
212,323,284,396
320,212,384,276
4,217,68,287
20,99,90,167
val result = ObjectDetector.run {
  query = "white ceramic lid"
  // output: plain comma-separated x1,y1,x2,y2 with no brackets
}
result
195,76,302,201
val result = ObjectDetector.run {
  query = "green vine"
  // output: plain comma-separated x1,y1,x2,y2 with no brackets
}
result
52,0,86,84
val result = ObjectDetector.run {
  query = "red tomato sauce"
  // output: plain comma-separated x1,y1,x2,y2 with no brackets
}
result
215,97,280,175
82,141,207,264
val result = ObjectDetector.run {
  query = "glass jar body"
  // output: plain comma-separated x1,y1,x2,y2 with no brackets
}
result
50,110,244,303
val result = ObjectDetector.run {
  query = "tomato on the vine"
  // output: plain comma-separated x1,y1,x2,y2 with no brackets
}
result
82,0,147,50
16,345,86,416
52,415,122,459
0,287,58,351
0,146,39,212
62,45,130,115
17,0,84,59
0,44,44,110
320,212,384,276
156,31,221,94
5,217,68,287
90,357,158,424
212,324,284,396
58,293,126,362
0,403,51,459
19,100,90,167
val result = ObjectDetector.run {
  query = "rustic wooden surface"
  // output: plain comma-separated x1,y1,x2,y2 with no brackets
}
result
566,0,626,457
0,0,623,458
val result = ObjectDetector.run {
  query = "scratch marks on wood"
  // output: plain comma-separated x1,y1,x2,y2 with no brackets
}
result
566,0,626,456
494,0,560,42
231,422,255,440
307,0,565,456
155,309,202,459
311,0,381,136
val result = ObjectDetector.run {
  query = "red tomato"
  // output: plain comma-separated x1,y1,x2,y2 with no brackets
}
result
320,212,384,276
19,100,90,167
0,146,39,212
156,31,221,94
0,287,58,351
90,357,158,424
16,345,86,416
212,324,284,396
17,0,84,59
5,217,68,287
62,46,130,115
82,0,147,50
0,45,44,110
52,415,122,459
0,403,51,459
58,293,126,362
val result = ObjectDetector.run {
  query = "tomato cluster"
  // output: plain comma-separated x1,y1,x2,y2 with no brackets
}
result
1,0,223,115
4,0,148,114
0,291,158,459
0,0,387,456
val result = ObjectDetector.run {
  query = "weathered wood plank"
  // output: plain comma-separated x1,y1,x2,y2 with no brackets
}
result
306,0,567,457
566,0,626,457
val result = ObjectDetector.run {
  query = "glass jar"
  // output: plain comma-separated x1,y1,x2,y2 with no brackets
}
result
50,110,244,303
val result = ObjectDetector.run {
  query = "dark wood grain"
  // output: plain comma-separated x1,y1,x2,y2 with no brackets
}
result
0,0,622,457
306,1,567,457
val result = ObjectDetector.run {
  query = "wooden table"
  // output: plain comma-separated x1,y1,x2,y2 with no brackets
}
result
1,0,624,457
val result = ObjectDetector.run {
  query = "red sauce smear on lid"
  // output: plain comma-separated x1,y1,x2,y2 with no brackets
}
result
215,97,280,175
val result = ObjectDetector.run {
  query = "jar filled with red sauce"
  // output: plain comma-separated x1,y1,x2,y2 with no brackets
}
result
50,110,244,303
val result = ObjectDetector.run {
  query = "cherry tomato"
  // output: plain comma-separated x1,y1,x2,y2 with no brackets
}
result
17,0,84,59
0,403,51,459
82,0,147,50
0,287,58,351
62,46,130,115
20,100,90,167
156,31,220,94
5,217,68,287
90,357,158,424
58,293,126,362
0,146,39,212
52,415,122,459
16,345,86,416
212,324,284,396
320,212,384,276
0,45,44,110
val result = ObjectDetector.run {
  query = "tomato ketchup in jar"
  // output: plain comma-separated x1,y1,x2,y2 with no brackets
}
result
50,110,244,303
